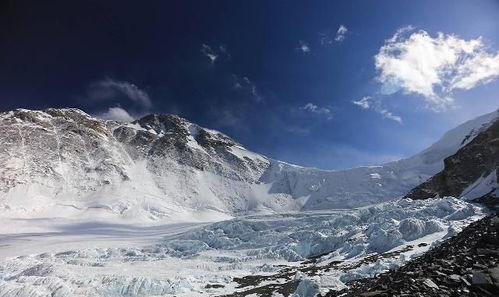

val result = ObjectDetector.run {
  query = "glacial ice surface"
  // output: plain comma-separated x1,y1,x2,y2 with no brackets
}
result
0,197,484,297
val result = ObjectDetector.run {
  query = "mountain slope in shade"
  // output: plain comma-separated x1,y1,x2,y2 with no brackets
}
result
0,108,497,222
404,115,499,203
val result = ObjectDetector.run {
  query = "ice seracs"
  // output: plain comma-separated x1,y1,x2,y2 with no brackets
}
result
0,197,485,297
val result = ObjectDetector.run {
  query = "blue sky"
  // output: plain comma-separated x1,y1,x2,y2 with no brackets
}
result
0,0,498,169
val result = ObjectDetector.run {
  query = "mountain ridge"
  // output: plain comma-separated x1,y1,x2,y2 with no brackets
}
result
1,107,497,222
404,116,499,204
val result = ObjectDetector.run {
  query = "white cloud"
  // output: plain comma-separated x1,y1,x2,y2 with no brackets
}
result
377,108,402,123
90,78,152,109
335,25,348,42
352,96,402,123
319,25,348,46
88,78,153,122
300,103,332,120
297,40,310,53
450,51,499,90
201,44,230,64
201,44,218,64
386,25,415,43
98,106,135,122
375,28,499,110
352,96,371,109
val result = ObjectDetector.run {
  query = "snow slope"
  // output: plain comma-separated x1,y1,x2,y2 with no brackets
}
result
0,108,497,221
405,115,499,203
266,109,499,210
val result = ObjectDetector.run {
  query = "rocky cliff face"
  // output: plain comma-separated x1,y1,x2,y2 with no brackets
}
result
113,113,268,181
404,117,499,203
0,108,497,221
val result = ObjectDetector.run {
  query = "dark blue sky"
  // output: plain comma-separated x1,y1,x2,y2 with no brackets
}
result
1,0,498,169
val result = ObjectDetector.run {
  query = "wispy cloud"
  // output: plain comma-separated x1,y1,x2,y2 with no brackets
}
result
201,44,218,64
297,40,311,53
319,25,348,46
334,25,348,42
299,102,333,120
89,78,152,109
375,27,499,110
201,43,230,65
232,75,263,102
386,25,415,43
318,32,333,46
88,78,153,122
352,96,402,123
211,108,244,129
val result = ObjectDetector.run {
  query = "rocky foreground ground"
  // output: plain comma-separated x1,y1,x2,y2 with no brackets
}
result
326,215,499,297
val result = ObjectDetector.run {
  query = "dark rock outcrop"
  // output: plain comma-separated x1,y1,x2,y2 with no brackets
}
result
404,118,499,202
326,216,499,297
331,113,499,297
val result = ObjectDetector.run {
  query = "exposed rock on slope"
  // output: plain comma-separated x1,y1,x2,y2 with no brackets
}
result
0,108,272,219
326,215,499,297
404,116,499,203
0,108,497,220
326,113,499,297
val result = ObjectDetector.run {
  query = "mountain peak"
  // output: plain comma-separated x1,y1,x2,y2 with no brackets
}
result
0,107,497,220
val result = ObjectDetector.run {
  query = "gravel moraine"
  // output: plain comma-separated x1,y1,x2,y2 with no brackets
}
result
325,215,499,297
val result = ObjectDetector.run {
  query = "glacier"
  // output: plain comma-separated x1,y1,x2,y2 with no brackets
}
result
0,108,497,296
0,197,485,297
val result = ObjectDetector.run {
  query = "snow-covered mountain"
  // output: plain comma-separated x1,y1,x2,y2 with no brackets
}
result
405,115,499,203
0,107,497,297
0,108,497,222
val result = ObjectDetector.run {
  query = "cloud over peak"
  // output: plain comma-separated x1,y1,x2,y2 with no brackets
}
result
89,78,152,109
375,28,499,110
98,106,135,122
89,78,153,122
